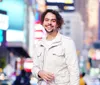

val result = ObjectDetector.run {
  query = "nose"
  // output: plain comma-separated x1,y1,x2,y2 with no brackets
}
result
48,20,52,24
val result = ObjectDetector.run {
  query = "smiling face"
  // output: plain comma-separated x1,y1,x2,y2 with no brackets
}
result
42,12,58,34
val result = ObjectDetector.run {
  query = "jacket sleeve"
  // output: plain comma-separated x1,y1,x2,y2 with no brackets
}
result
31,44,41,79
65,39,79,85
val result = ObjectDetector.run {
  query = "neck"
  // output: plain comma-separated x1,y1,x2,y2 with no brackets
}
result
46,31,58,40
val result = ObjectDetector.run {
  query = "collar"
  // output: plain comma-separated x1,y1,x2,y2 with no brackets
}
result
39,32,62,48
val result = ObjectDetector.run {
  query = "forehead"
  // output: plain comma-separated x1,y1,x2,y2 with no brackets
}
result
44,12,56,19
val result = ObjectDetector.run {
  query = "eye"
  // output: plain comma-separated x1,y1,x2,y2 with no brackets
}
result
52,20,56,22
44,18,49,21
52,19,56,22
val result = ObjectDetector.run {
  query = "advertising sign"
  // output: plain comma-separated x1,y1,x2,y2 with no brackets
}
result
0,10,9,30
46,0,75,11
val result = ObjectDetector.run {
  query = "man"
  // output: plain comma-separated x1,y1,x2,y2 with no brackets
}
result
32,9,79,85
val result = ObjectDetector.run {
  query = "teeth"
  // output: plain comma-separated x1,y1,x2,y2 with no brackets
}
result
47,27,52,30
48,26,51,27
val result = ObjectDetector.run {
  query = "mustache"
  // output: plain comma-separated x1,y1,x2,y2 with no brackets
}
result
46,24,53,27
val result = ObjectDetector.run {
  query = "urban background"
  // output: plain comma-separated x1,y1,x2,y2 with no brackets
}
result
0,0,100,85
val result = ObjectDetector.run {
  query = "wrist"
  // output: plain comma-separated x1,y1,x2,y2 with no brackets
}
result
38,70,42,78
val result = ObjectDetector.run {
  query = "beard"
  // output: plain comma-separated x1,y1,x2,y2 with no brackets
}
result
44,24,54,33
45,28,54,33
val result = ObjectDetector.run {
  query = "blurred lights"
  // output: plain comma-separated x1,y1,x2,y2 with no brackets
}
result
47,6,59,11
64,6,75,10
24,58,33,72
95,50,100,60
17,57,21,62
46,0,65,3
0,14,9,30
46,0,75,11
34,24,46,43
0,74,5,80
34,24,46,39
36,0,45,4
46,0,74,4
0,30,3,42
36,0,46,12
6,30,25,42
65,0,74,4
87,0,99,28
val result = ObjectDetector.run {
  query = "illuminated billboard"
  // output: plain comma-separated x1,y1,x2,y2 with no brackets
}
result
0,10,9,30
46,0,74,4
0,29,6,46
46,0,75,11
6,30,25,42
0,0,25,30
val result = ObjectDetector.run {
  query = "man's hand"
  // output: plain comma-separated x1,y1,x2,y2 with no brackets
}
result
38,70,55,82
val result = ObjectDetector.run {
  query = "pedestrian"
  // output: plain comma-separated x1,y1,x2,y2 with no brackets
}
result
13,69,30,85
32,9,79,85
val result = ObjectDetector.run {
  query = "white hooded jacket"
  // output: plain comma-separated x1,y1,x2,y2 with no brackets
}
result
32,32,79,85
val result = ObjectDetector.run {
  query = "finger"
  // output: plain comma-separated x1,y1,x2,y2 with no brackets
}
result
45,75,54,81
47,73,55,79
43,76,51,81
45,77,53,81
42,74,53,81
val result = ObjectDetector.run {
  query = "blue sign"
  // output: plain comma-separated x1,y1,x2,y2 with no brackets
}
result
0,0,25,30
0,30,3,42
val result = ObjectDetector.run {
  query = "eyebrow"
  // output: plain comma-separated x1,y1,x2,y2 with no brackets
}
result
44,18,56,20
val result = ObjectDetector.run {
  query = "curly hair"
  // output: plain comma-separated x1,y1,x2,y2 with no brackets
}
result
41,9,64,29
